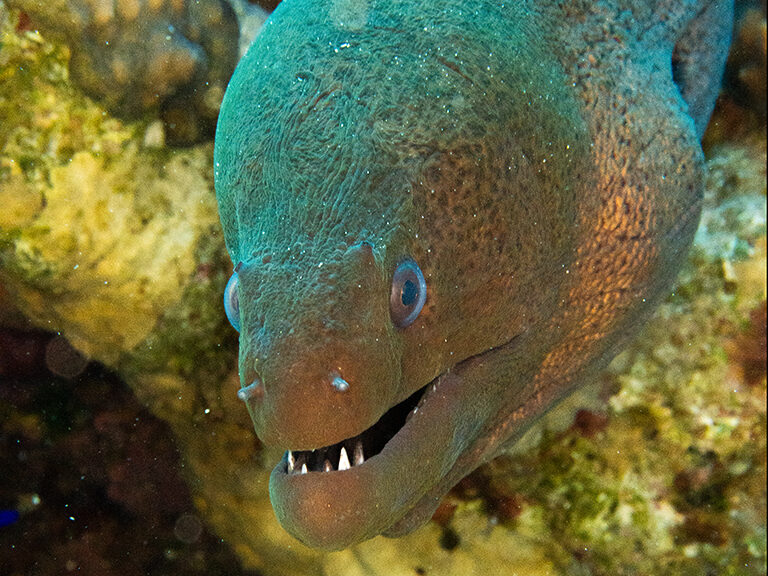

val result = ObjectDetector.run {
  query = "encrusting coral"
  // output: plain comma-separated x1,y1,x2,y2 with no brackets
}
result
4,0,242,144
0,3,765,575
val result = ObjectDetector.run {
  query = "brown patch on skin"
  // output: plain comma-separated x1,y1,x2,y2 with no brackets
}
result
727,300,767,387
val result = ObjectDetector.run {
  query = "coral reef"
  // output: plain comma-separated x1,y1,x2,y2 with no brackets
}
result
1,0,272,144
4,0,239,144
703,0,766,148
0,8,232,374
0,3,765,576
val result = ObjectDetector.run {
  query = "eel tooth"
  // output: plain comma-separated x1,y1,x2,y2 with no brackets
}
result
294,453,306,475
300,463,308,474
338,446,351,471
323,459,333,472
287,450,295,473
354,440,364,466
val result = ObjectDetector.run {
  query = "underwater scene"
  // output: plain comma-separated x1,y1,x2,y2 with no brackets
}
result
0,0,765,574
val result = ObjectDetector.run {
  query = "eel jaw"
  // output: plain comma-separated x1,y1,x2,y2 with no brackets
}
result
268,369,485,550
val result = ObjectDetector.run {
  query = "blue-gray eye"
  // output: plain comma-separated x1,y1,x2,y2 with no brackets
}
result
390,258,427,328
224,272,240,332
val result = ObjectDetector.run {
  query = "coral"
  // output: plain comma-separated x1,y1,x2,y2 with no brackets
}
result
4,0,241,144
0,11,224,369
0,359,259,576
702,0,766,148
727,300,767,387
0,326,49,378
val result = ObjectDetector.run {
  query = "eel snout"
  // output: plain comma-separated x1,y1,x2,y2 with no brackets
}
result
268,363,494,549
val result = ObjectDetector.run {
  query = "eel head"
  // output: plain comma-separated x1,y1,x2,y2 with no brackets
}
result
214,0,588,550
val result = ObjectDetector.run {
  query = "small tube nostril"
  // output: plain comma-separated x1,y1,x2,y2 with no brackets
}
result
237,379,264,402
331,375,349,392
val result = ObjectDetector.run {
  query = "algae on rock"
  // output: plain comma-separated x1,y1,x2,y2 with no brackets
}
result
0,11,227,371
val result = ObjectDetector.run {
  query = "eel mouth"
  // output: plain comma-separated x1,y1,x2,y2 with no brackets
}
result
281,383,428,475
268,330,529,550
268,373,462,550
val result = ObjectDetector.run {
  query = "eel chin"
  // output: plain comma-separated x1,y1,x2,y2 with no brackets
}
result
269,368,484,550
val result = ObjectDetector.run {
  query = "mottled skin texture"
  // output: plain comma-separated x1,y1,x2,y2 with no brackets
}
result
214,0,733,550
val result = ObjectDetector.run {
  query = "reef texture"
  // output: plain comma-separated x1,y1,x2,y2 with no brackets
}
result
703,0,767,149
0,340,262,576
2,0,269,144
0,3,765,576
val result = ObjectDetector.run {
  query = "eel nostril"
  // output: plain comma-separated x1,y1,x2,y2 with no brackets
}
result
331,374,349,392
237,377,264,403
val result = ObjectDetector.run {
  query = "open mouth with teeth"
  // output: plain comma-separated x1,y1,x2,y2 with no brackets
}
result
284,384,426,475
266,329,529,550
267,371,477,551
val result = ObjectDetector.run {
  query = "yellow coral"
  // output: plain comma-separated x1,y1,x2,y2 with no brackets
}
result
6,145,218,363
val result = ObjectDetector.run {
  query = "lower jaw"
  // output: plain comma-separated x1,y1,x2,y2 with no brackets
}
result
269,450,407,550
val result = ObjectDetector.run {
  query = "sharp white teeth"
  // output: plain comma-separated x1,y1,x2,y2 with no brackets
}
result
338,446,351,471
288,443,364,475
354,441,364,465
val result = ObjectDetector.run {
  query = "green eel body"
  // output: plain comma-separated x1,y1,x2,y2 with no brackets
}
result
214,0,733,549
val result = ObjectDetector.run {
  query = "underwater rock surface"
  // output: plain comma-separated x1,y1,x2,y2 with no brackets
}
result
3,0,268,145
0,2,765,575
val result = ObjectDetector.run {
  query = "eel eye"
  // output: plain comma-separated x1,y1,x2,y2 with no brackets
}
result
224,272,241,332
389,258,427,328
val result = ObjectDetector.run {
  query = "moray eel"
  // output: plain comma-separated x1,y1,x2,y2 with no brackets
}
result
214,0,733,550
